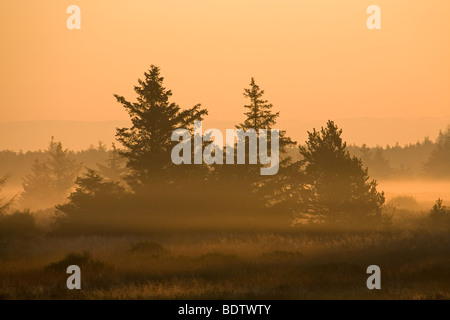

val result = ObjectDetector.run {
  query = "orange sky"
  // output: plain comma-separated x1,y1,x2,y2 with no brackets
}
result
1,0,450,148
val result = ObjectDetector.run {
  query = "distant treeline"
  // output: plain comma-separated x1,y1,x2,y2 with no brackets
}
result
0,142,111,188
2,127,449,189
348,132,449,179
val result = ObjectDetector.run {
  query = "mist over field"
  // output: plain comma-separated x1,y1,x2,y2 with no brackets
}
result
3,128,450,216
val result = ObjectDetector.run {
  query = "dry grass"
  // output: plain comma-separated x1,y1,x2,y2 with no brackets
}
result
0,229,449,299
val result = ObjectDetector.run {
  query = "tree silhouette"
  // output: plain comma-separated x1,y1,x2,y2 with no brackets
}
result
55,169,130,232
296,121,385,226
96,143,127,182
20,159,52,208
115,65,208,189
0,209,38,237
212,78,295,225
236,77,294,157
370,148,392,178
357,145,392,179
424,126,450,178
47,138,82,195
430,198,449,224
238,77,279,132
20,137,81,209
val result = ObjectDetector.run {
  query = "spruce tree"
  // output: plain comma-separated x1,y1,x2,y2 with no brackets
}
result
55,169,129,230
115,65,208,189
20,138,81,209
238,77,278,132
214,78,295,225
47,138,81,199
297,121,385,227
237,78,294,153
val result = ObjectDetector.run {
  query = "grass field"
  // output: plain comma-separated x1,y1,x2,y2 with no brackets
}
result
1,229,449,300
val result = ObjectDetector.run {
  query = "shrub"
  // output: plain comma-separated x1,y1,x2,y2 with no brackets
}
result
45,251,106,272
129,241,170,258
0,210,39,238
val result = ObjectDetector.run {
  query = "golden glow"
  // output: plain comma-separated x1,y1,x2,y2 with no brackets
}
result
1,0,450,147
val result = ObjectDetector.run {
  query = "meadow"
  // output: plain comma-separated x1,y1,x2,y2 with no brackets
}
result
1,228,449,300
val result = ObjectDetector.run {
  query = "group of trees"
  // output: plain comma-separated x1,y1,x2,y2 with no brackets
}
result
0,141,116,190
51,65,387,231
348,135,447,180
0,142,126,235
351,145,393,179
349,136,450,179
20,138,82,209
0,140,125,211
2,65,450,232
